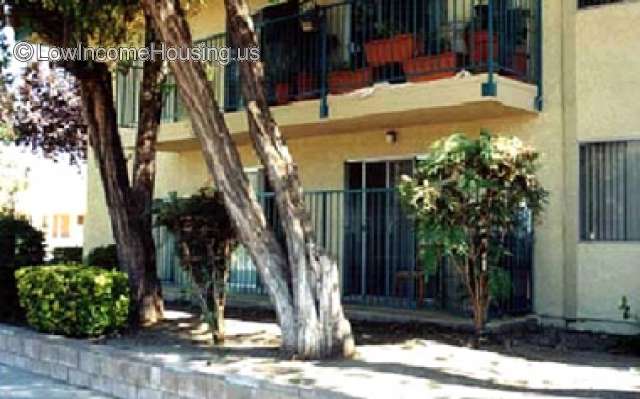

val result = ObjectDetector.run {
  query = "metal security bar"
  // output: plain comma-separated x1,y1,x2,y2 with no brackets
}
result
116,0,542,126
155,188,534,316
579,141,640,241
115,65,142,128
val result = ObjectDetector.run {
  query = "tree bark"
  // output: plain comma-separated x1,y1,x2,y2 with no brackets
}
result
129,13,167,325
10,1,164,328
224,0,354,358
71,55,164,326
142,0,354,358
210,242,230,344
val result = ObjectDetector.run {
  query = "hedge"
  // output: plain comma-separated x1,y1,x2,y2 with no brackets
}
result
51,246,83,265
15,265,129,337
0,214,45,322
86,244,119,270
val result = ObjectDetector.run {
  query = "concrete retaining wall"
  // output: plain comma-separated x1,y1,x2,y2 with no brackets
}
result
0,324,338,399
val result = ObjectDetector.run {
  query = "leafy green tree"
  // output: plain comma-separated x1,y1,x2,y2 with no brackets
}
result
153,188,238,343
399,132,548,333
4,0,166,326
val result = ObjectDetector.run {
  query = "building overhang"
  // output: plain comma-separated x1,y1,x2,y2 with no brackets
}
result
122,74,539,152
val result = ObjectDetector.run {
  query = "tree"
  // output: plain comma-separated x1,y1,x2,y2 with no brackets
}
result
153,188,238,343
11,63,86,165
5,1,166,326
399,132,548,334
141,0,355,359
0,146,29,213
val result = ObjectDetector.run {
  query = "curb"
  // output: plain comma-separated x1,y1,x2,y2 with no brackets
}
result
0,323,347,399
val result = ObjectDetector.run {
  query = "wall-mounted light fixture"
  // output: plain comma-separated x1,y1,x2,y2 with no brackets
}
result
385,130,398,144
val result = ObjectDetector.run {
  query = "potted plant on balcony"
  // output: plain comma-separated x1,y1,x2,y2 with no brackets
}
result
328,61,372,95
296,70,317,100
274,81,290,105
403,38,458,83
364,22,418,67
265,40,292,105
466,3,500,67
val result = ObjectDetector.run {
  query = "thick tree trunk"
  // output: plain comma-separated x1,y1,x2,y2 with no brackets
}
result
142,0,354,358
72,58,163,327
130,14,167,325
11,1,164,328
224,0,354,358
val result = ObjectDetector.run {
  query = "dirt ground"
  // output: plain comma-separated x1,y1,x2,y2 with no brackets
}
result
107,305,640,364
96,305,640,399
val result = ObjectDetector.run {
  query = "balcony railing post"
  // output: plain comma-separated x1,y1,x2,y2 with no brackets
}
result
482,0,497,97
535,0,544,111
319,9,329,119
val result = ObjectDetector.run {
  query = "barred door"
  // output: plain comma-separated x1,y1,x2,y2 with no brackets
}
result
343,159,424,307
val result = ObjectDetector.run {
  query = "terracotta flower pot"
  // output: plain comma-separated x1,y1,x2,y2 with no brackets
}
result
513,50,528,77
365,34,418,67
403,52,457,83
328,68,372,95
296,72,317,100
469,31,500,65
274,83,290,105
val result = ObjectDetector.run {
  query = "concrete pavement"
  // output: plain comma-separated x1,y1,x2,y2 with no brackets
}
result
0,363,113,398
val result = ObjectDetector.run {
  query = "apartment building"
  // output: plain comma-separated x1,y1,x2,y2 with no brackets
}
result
84,0,640,334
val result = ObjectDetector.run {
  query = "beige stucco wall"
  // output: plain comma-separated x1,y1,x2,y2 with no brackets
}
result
83,1,640,334
569,2,640,332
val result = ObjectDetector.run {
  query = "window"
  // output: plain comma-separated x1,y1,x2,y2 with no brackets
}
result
77,215,84,226
51,214,71,238
579,141,640,241
578,0,623,9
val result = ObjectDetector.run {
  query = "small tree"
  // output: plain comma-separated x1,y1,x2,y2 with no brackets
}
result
399,132,547,334
153,189,238,343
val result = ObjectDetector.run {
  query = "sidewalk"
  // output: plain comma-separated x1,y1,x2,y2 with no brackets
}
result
0,363,113,399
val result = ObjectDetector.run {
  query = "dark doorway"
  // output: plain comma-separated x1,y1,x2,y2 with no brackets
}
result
344,159,427,306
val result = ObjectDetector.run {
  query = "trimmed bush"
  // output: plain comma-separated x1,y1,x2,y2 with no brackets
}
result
15,265,129,337
86,244,119,270
51,246,83,265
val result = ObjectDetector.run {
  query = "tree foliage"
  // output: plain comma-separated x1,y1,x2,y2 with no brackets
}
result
0,213,46,269
400,132,548,332
86,244,119,270
153,188,239,343
11,63,86,164
0,213,45,321
15,265,129,337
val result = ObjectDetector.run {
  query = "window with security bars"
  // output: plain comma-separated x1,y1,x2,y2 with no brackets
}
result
578,0,623,8
579,140,640,241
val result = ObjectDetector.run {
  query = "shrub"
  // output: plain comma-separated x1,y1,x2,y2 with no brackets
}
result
0,214,45,322
399,132,547,333
153,188,238,343
15,265,129,337
51,246,83,265
86,244,119,270
0,214,45,269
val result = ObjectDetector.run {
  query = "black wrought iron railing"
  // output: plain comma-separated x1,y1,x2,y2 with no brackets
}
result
155,188,534,316
117,0,542,127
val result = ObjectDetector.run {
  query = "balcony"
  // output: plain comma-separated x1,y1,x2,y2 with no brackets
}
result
116,0,542,145
155,188,534,315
